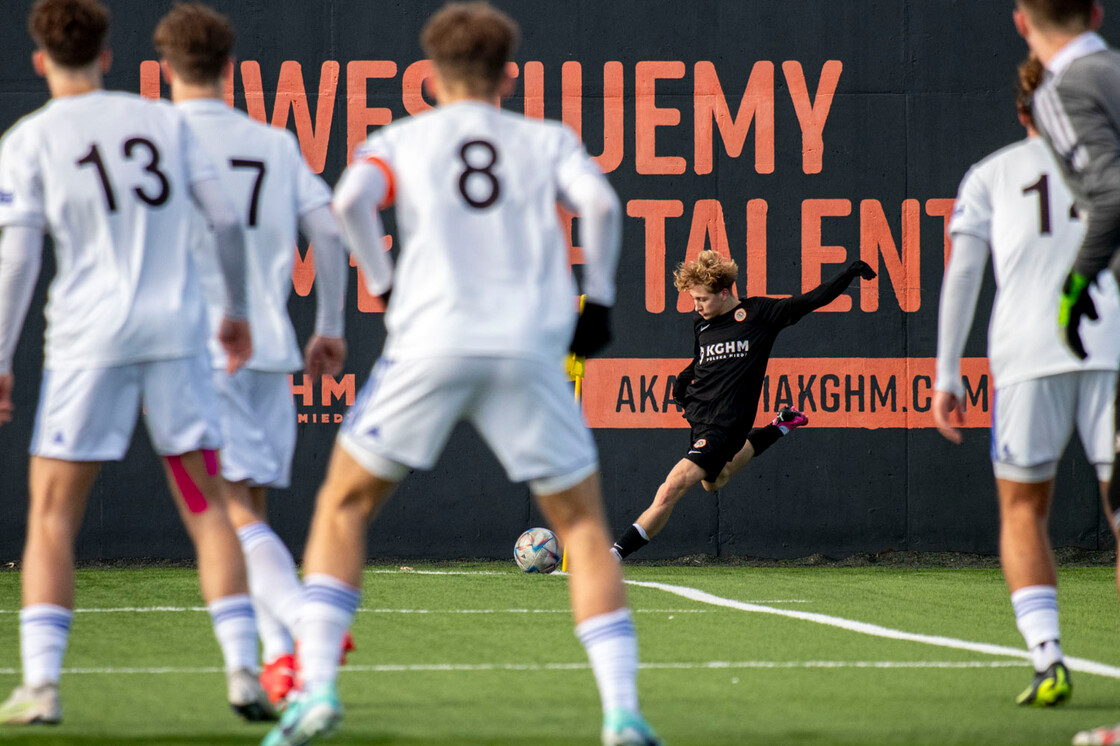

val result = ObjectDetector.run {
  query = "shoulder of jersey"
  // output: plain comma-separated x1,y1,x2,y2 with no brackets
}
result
967,137,1036,175
1068,47,1120,79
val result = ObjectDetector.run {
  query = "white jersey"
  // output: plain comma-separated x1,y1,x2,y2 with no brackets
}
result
179,100,332,372
353,100,605,363
0,90,215,370
949,136,1120,386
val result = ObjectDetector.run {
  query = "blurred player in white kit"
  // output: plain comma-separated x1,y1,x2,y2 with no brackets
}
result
154,2,350,708
934,55,1120,710
0,0,275,725
261,2,662,745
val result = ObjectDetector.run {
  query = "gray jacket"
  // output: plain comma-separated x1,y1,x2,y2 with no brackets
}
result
1032,33,1120,281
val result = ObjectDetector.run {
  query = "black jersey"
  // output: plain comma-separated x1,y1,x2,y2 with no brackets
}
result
675,266,860,429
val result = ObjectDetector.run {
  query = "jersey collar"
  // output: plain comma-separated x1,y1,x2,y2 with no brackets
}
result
1046,32,1107,76
175,98,232,114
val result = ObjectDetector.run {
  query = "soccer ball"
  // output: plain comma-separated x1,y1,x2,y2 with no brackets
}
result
514,527,560,573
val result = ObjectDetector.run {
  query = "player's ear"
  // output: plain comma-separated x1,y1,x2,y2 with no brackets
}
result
160,59,174,86
1012,8,1030,40
428,66,447,103
497,65,516,100
222,57,235,85
1092,2,1104,30
99,49,112,75
31,50,46,79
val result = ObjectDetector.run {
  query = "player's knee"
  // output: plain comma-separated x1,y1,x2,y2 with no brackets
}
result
654,481,686,507
317,480,381,523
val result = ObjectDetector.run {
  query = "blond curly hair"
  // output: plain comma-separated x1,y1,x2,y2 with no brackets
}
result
673,251,738,293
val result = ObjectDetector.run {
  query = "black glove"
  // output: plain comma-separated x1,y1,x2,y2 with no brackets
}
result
569,302,611,357
1059,270,1098,360
671,373,691,406
846,260,876,280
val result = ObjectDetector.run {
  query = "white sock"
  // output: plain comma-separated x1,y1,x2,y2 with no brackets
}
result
298,575,361,689
20,604,72,687
208,594,259,673
575,607,640,714
255,599,294,662
1011,585,1061,670
237,521,305,632
1032,640,1063,671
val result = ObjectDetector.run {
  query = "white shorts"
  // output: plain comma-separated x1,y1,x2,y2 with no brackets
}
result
31,354,223,461
991,370,1116,483
339,356,598,492
212,369,296,488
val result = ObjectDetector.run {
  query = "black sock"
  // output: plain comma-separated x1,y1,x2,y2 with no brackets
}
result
612,523,650,559
746,424,782,457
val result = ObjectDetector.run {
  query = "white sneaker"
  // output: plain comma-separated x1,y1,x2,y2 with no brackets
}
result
0,683,61,725
602,708,663,746
1073,723,1120,745
228,668,277,722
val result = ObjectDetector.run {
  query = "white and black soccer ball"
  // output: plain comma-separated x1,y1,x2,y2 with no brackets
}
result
514,527,560,573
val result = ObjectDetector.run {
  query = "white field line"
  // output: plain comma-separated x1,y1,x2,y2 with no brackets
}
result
624,578,1120,680
0,660,1030,676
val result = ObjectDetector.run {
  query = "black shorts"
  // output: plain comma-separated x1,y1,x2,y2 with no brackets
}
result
683,423,750,482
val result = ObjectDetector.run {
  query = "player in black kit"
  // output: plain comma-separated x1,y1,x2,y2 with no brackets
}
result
611,250,876,560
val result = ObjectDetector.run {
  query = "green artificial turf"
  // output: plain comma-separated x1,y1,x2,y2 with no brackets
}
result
0,564,1118,745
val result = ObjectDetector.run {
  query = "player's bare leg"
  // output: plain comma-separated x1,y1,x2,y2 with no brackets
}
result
0,458,100,725
535,472,624,622
163,451,249,601
263,443,399,746
702,442,756,493
535,472,660,745
1098,479,1120,599
22,458,99,609
635,459,706,540
998,478,1056,592
609,459,705,562
302,444,398,586
162,450,272,721
997,477,1070,707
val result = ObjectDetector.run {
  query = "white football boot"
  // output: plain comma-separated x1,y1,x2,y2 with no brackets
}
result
0,683,61,725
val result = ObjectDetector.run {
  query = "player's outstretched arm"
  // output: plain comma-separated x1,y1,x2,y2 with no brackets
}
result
563,171,621,357
333,161,394,302
784,260,876,324
0,225,45,423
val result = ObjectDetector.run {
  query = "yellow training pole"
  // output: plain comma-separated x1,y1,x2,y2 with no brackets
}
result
561,296,587,573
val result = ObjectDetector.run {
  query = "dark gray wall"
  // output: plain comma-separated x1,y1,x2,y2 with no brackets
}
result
0,1,1113,561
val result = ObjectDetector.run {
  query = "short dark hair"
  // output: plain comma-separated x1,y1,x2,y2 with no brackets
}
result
421,2,520,97
153,2,235,85
1017,55,1044,125
1017,0,1094,31
28,0,110,68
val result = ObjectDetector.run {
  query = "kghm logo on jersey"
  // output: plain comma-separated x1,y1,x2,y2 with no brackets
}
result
734,308,746,322
698,339,749,364
693,439,707,449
